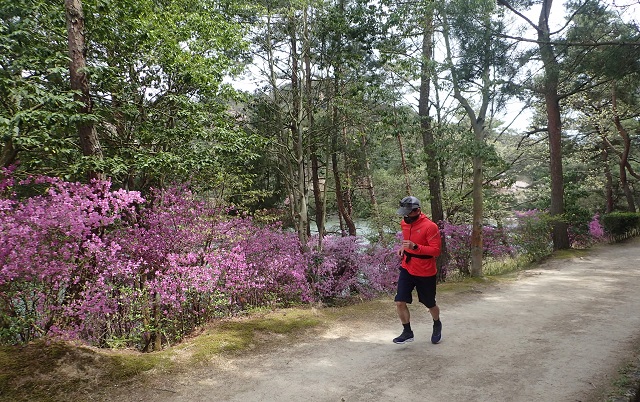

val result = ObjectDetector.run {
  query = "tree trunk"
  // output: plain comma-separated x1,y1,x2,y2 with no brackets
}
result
397,131,411,196
612,84,636,212
310,150,324,236
362,134,384,241
470,126,484,278
304,6,326,245
441,11,489,277
265,12,296,230
538,0,570,250
288,14,309,246
153,292,162,351
340,124,355,235
418,7,449,281
1,138,18,168
602,136,614,213
65,0,103,181
332,106,356,236
329,15,356,238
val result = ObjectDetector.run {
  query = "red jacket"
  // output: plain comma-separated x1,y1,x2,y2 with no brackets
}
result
400,213,442,277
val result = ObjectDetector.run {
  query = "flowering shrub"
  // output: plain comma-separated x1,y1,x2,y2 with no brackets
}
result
306,235,398,302
511,209,553,261
0,173,313,349
569,213,608,248
355,242,400,298
0,174,144,344
588,214,606,240
441,222,514,276
1,171,400,349
306,235,361,300
87,187,312,349
441,222,472,276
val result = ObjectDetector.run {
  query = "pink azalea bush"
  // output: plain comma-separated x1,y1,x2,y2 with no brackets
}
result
569,213,607,248
588,214,606,240
99,185,311,348
0,171,397,349
441,222,514,276
0,172,144,344
306,235,398,302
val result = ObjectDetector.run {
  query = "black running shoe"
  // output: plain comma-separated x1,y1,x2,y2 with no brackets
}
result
431,321,442,344
393,330,414,344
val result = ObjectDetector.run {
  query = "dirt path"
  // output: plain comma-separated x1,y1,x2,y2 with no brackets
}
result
105,238,640,402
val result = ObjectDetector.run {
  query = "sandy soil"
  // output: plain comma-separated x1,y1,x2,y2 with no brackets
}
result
101,238,640,402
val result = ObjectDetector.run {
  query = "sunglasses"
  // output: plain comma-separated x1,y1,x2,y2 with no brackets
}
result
401,206,420,217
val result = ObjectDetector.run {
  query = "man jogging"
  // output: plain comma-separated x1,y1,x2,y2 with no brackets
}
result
393,196,443,345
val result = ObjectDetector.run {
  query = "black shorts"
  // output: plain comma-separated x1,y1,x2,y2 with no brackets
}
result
394,268,437,308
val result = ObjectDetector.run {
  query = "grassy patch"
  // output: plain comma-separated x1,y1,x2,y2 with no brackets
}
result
0,308,324,402
179,307,324,363
553,248,591,259
0,340,175,402
482,255,532,276
604,352,640,402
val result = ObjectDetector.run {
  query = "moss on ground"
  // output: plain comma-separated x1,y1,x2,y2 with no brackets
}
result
0,307,324,402
604,349,640,402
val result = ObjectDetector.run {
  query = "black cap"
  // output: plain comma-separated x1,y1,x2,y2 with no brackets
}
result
397,196,421,216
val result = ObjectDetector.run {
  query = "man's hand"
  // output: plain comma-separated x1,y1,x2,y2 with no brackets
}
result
402,240,417,250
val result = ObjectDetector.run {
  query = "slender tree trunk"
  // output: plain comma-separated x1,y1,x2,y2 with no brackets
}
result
265,12,297,227
538,0,570,250
288,14,309,246
470,124,484,277
391,76,412,196
321,149,330,237
65,0,103,181
612,84,636,212
397,131,411,196
341,124,355,233
153,292,162,351
140,274,153,353
310,151,324,235
497,0,570,249
441,11,489,277
328,3,356,238
362,133,384,241
602,136,614,213
332,104,356,236
418,6,448,281
303,5,325,245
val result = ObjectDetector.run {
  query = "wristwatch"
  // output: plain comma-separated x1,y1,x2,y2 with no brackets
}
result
412,244,418,250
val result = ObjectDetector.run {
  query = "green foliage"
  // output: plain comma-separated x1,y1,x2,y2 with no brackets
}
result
511,210,555,262
85,0,259,192
563,169,601,236
0,0,86,177
601,212,640,241
565,0,640,80
1,0,262,200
